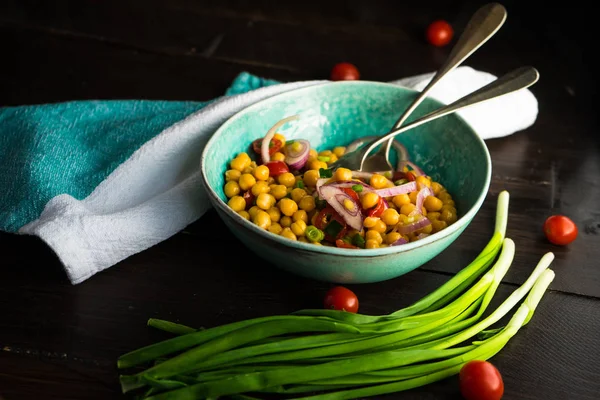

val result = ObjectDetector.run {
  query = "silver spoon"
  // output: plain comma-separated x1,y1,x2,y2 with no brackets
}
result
327,66,540,172
360,2,507,172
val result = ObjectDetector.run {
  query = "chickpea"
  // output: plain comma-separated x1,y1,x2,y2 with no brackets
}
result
238,173,256,191
278,198,298,216
427,211,441,221
332,146,346,157
225,169,241,182
409,190,418,204
381,208,400,226
270,184,288,200
392,193,411,208
431,181,443,196
255,193,275,210
333,167,353,182
271,152,286,162
277,172,296,187
306,159,328,171
251,181,270,197
386,232,402,245
365,230,383,244
400,203,416,216
416,175,431,189
372,219,388,233
253,210,272,229
432,220,448,233
298,195,316,212
293,210,309,223
440,207,458,224
253,165,270,181
280,215,292,228
268,222,283,235
369,174,389,189
363,216,379,229
224,181,241,198
237,210,250,220
267,207,281,222
228,196,246,212
280,227,297,240
291,188,307,203
424,196,443,212
365,239,380,249
303,170,320,187
229,152,251,171
291,219,307,236
361,192,380,209
248,205,261,219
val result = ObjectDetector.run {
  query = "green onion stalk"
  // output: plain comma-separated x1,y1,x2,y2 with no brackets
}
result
141,269,555,400
116,191,557,399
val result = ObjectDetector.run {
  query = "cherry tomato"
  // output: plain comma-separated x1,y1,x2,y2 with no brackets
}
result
426,20,454,47
314,206,348,242
544,215,578,245
330,62,360,81
405,171,417,182
335,239,359,249
252,138,283,156
323,286,359,313
264,160,289,177
242,190,255,209
367,196,387,218
459,360,504,400
342,187,361,203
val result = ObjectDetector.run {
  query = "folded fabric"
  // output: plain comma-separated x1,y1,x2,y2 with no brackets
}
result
0,66,538,284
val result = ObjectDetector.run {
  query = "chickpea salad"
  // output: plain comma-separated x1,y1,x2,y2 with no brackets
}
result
222,116,458,249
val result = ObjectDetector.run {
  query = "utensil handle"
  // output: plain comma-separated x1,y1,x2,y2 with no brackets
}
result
381,3,507,154
366,66,540,151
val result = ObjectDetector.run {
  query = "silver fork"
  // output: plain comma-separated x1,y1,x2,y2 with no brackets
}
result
327,66,540,172
360,2,507,173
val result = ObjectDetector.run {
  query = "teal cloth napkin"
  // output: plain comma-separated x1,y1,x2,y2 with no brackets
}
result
0,72,280,233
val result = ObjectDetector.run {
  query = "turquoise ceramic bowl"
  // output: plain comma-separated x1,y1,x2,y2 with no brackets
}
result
200,81,491,284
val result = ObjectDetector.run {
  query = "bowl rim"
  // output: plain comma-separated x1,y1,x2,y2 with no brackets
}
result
200,80,492,258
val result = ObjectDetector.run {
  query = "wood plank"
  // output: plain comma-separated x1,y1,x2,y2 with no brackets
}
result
0,25,305,106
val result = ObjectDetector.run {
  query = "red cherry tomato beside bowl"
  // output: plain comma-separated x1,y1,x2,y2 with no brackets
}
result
426,20,454,47
330,62,360,81
323,286,359,313
543,215,578,245
459,360,504,400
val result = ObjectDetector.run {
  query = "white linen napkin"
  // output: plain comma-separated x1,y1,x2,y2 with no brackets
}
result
18,66,538,284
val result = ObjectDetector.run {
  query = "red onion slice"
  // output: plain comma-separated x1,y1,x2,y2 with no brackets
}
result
317,184,364,231
284,139,310,170
261,115,299,164
323,180,376,192
397,161,426,176
391,237,408,246
396,217,431,235
412,187,435,216
373,181,417,198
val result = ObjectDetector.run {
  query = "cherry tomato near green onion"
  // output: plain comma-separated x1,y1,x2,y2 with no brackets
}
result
544,215,578,245
330,62,360,81
426,20,454,47
459,360,504,400
323,286,359,313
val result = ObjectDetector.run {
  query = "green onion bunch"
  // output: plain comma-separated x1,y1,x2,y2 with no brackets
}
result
118,190,556,400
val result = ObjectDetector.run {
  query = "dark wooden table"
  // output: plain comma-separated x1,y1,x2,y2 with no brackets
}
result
1,1,599,399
